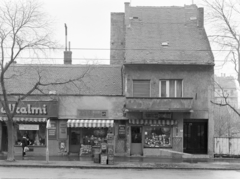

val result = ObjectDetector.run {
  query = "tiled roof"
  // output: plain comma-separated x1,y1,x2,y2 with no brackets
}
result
2,64,123,95
124,5,214,65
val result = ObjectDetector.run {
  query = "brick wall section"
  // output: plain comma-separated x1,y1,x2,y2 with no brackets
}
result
110,13,125,65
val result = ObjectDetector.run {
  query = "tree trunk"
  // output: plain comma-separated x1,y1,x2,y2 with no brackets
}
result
6,120,15,161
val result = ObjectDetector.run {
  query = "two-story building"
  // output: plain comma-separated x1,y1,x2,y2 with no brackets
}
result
111,3,214,158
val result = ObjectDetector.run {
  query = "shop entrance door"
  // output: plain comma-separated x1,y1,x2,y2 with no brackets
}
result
183,120,208,154
69,128,81,154
130,126,143,156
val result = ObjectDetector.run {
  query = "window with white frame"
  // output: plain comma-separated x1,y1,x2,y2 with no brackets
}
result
133,80,151,97
159,80,183,97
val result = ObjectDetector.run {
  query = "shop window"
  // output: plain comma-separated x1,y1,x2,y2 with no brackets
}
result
82,128,108,145
159,80,182,97
133,80,151,97
144,126,172,148
15,123,46,146
80,128,109,156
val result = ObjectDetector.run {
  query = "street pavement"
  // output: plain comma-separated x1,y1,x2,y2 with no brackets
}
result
1,153,240,170
1,167,240,179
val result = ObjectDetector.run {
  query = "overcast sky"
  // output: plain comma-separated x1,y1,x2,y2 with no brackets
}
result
39,0,202,62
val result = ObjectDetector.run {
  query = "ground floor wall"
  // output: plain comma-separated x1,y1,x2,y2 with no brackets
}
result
121,111,213,158
0,113,213,159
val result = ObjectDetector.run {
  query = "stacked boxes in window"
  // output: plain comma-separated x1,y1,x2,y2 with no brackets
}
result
100,154,108,165
107,145,114,165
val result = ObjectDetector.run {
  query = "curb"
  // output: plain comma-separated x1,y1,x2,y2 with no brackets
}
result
0,163,240,170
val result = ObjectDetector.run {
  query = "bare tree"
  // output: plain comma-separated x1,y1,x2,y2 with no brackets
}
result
212,79,240,116
0,0,90,161
214,104,240,137
203,0,240,117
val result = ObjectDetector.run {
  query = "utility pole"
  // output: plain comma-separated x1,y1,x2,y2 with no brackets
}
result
46,119,51,163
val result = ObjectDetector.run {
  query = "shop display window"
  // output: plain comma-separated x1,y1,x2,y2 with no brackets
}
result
80,128,109,156
15,123,46,146
82,128,108,146
144,126,172,148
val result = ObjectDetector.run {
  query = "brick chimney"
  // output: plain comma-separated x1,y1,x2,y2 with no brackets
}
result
64,50,72,65
198,7,204,28
64,23,72,64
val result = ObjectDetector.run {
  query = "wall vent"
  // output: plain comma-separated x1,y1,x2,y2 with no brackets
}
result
161,42,169,46
190,17,197,20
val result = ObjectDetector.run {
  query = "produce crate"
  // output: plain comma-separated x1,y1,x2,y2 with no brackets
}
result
108,154,114,165
100,154,108,165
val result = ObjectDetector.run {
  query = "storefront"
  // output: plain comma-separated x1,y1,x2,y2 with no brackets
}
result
0,101,58,155
125,97,194,158
128,113,178,156
58,96,126,156
67,117,114,156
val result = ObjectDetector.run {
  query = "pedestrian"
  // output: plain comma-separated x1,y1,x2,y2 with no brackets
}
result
21,134,28,157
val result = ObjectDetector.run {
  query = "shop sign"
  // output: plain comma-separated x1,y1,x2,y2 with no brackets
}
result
77,110,108,119
59,121,67,139
0,101,58,118
48,121,57,140
143,112,172,119
118,125,126,138
19,124,39,130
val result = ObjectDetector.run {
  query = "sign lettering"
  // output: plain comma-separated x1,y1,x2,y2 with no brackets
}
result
0,101,58,118
1,104,47,115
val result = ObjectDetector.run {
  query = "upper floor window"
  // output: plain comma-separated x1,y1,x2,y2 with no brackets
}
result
159,80,183,97
133,80,150,97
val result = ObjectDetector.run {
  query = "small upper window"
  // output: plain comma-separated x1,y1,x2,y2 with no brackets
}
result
159,80,182,97
133,80,150,97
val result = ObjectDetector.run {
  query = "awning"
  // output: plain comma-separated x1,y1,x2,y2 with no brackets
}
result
67,119,114,128
129,119,177,125
0,117,47,122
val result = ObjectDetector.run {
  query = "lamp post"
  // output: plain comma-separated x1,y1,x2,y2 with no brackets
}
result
46,119,51,163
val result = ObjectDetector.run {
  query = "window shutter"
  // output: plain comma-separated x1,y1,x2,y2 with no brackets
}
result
133,80,150,97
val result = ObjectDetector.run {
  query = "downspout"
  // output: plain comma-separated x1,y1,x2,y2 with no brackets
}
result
121,65,124,96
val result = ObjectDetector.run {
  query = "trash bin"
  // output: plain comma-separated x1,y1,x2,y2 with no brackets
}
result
92,146,101,163
108,154,114,165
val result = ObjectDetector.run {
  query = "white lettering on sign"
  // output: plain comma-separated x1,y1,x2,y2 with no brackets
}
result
1,104,47,115
19,124,39,130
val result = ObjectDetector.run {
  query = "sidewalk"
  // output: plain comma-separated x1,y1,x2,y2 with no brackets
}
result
1,154,240,170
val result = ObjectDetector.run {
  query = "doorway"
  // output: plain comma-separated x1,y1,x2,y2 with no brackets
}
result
69,128,81,154
183,119,208,154
130,126,143,156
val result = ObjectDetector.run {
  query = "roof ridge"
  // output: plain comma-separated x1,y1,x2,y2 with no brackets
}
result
10,64,122,68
